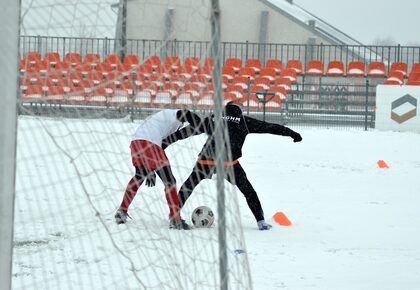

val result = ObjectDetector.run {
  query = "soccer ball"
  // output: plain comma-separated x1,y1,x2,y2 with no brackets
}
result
191,206,214,228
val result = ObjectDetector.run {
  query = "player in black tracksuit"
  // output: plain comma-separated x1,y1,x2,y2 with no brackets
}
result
163,101,302,230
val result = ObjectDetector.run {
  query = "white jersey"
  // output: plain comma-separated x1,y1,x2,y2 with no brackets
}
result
132,109,181,146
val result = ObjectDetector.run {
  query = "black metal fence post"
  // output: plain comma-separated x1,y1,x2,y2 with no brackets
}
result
365,79,369,131
246,76,251,116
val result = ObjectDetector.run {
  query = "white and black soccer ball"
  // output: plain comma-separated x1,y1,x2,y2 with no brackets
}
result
191,206,214,228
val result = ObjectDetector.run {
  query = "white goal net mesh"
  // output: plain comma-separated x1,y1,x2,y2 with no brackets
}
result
11,0,253,289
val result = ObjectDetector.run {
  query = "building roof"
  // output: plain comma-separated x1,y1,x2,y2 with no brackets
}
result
266,0,364,46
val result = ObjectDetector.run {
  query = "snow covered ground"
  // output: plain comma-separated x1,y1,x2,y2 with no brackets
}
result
11,115,420,290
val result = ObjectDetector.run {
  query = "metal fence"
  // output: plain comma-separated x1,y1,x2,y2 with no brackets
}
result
20,35,420,71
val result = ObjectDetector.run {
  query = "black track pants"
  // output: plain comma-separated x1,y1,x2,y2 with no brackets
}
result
178,162,265,221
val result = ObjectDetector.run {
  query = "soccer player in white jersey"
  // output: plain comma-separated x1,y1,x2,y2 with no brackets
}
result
114,109,202,230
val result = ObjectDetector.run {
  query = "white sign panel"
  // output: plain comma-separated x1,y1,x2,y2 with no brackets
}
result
376,85,420,132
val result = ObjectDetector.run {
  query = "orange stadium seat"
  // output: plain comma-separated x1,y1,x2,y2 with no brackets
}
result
205,83,214,92
144,55,161,69
264,93,284,110
197,65,212,76
389,62,408,76
184,83,203,98
305,60,324,75
259,67,277,81
74,64,92,79
273,77,292,90
367,61,386,77
384,71,404,85
225,84,245,100
253,76,271,89
223,92,240,103
87,71,104,86
410,63,420,74
83,53,101,68
45,85,66,102
24,52,42,65
137,64,156,79
164,56,182,71
285,59,303,75
53,62,70,77
23,84,45,99
163,82,181,95
85,87,108,103
249,84,267,94
347,61,365,76
190,75,209,87
37,61,49,76
406,72,420,85
178,65,193,80
67,71,84,86
95,63,113,77
238,67,256,80
203,57,214,69
44,52,61,67
184,57,200,71
222,66,236,81
265,59,282,75
326,60,345,76
245,59,262,74
123,54,140,70
64,52,81,68
232,76,250,89
225,57,242,72
269,86,287,100
167,75,186,90
280,68,297,82
104,54,122,67
42,74,59,87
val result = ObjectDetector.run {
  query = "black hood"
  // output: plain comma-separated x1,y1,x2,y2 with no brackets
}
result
224,103,243,117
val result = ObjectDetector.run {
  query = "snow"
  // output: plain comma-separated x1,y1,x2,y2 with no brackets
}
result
12,115,420,290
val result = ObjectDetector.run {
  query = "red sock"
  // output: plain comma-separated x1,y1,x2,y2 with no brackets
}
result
165,185,180,221
119,177,142,212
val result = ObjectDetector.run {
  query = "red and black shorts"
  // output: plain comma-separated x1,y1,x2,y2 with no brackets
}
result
130,140,170,170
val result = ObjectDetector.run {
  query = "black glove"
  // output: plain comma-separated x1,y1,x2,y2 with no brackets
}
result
291,132,302,143
145,171,156,187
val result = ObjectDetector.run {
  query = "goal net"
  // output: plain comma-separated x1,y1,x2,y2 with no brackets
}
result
8,0,253,289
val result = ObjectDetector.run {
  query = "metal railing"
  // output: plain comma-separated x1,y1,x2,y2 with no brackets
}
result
20,35,420,71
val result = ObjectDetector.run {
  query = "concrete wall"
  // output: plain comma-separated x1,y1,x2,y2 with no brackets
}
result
126,0,333,45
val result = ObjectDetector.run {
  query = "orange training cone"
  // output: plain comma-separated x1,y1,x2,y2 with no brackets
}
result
377,160,390,169
272,212,292,226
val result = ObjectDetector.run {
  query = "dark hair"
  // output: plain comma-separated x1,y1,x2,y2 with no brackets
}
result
226,100,242,107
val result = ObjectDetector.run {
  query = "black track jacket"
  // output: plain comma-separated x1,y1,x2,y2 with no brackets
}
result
163,104,301,161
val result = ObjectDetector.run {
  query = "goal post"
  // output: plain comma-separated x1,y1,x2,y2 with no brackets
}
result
210,0,229,289
0,0,20,289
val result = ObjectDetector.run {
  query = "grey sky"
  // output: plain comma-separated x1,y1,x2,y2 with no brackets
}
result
295,0,420,45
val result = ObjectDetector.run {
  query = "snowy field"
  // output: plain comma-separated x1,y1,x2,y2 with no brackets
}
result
12,115,420,290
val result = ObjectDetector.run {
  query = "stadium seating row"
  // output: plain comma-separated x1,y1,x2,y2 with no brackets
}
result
18,52,420,106
20,51,420,81
19,83,284,110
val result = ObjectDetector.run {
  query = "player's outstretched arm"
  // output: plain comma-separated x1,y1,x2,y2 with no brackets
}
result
176,109,203,128
162,111,212,149
245,116,302,143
